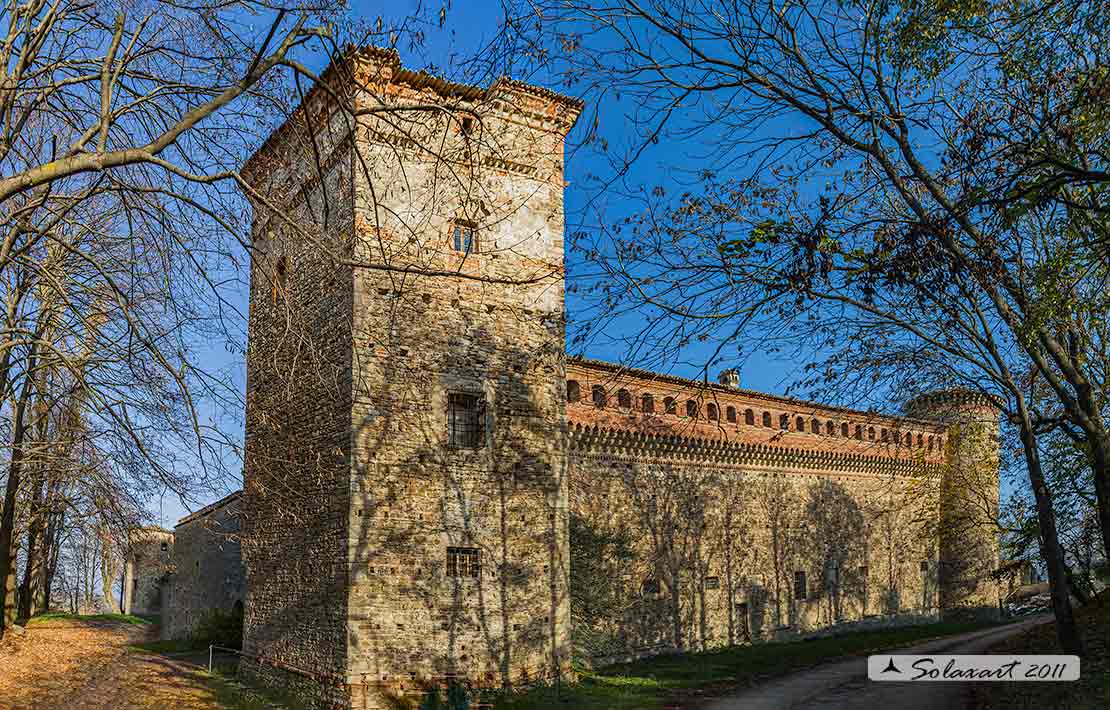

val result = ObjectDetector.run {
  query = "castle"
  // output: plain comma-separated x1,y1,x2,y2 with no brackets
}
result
128,48,1001,710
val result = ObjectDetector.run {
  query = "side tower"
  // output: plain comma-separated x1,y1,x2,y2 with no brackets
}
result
123,527,174,616
906,391,1002,617
240,48,580,709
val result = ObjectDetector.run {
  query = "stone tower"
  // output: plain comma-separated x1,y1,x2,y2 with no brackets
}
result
906,391,1002,617
123,527,174,616
240,48,581,709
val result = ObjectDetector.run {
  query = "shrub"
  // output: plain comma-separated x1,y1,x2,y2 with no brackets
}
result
191,606,244,649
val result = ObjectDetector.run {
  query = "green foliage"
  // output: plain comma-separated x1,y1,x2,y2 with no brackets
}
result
191,605,244,649
27,611,153,626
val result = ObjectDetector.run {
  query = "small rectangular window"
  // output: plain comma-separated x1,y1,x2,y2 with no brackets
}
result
447,392,484,448
794,570,807,599
451,220,478,254
642,578,661,595
446,547,480,578
705,576,720,589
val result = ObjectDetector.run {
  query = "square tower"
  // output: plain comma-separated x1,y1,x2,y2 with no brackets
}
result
240,48,581,709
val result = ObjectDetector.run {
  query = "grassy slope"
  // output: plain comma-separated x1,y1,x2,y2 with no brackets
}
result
26,611,153,626
489,619,1002,709
974,593,1110,710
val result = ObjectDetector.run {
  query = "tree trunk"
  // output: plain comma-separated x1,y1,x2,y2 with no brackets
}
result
0,380,32,636
1086,435,1110,570
17,472,46,620
1015,397,1084,655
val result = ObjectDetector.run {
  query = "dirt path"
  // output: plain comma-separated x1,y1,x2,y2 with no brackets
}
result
704,615,1053,710
0,619,223,709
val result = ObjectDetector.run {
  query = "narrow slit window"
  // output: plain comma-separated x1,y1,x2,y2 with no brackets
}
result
794,570,807,600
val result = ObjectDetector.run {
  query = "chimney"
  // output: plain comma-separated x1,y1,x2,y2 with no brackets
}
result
717,369,740,388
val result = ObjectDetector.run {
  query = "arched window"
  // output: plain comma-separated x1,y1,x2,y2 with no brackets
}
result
868,427,875,441
880,428,889,442
642,393,655,414
727,406,737,423
617,389,632,409
780,413,790,430
591,385,606,409
826,420,835,435
566,380,580,403
917,433,924,447
707,403,719,421
928,435,934,450
686,399,698,418
905,431,913,446
841,422,849,437
664,397,676,415
796,415,805,431
855,424,863,440
762,411,772,427
745,409,755,425
811,418,821,434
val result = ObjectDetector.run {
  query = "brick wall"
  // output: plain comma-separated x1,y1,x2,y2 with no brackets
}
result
342,52,580,708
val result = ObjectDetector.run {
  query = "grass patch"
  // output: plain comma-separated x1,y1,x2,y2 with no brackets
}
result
489,618,1005,709
129,637,210,654
973,592,1109,710
199,668,307,710
26,611,153,626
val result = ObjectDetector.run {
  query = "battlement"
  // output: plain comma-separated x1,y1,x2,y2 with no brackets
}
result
567,359,949,464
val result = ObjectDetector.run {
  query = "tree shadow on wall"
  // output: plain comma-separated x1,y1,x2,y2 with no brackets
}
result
346,311,570,707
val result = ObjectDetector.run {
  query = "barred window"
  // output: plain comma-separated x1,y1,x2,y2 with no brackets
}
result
446,547,480,578
686,399,698,418
618,389,632,409
705,576,721,589
762,411,772,427
664,397,676,415
794,570,807,599
707,403,718,421
642,393,655,414
451,219,478,254
841,422,850,437
727,406,737,423
780,413,790,430
447,393,484,448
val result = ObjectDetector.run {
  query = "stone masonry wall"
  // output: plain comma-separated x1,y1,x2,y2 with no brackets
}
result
164,492,245,640
240,80,357,708
342,52,581,709
564,361,997,662
124,528,174,617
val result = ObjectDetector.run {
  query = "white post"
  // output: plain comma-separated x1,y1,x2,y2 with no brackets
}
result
209,645,213,673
